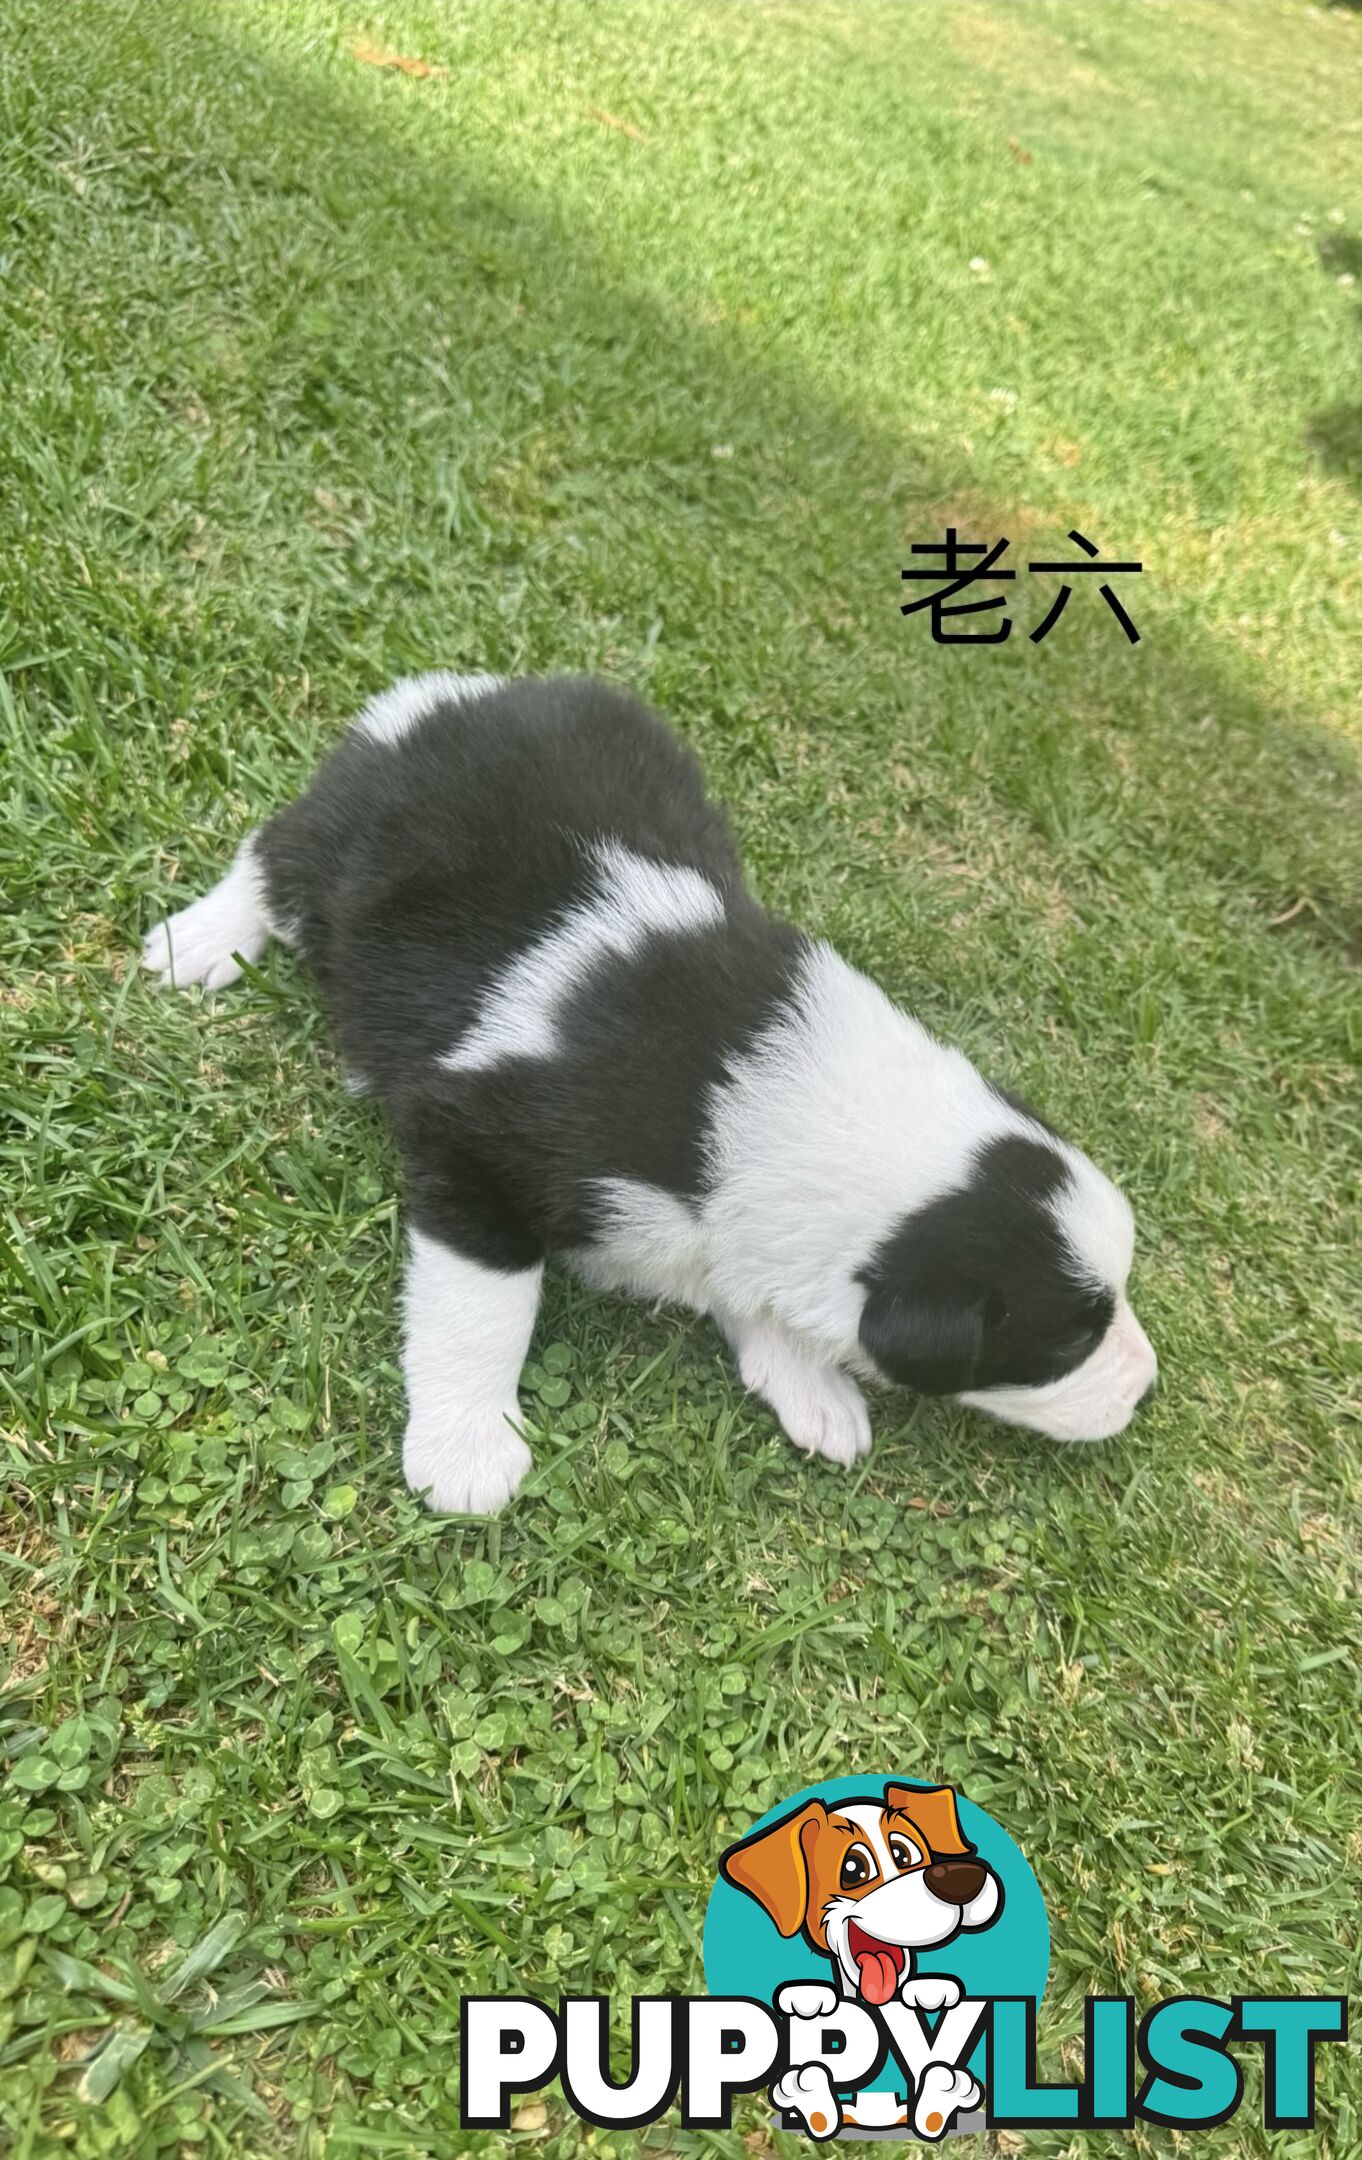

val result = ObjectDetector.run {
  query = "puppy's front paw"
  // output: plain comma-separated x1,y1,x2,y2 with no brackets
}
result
775,1981,840,2022
899,1974,962,2013
789,1374,872,1466
913,2061,980,2141
771,2063,841,2140
737,1327,872,1468
402,1408,531,1515
769,1366,872,1468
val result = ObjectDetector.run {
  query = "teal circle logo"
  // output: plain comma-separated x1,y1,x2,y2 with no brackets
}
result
703,1775,1049,2118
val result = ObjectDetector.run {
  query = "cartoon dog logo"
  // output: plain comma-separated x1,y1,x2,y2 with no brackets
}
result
720,1783,1003,2138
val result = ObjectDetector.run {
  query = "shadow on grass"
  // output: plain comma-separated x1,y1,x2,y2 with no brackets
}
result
1307,232,1362,504
22,9,1362,970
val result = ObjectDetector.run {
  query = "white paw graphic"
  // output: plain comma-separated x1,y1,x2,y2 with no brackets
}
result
771,2063,841,2140
899,1973,962,2012
402,1407,531,1515
913,2061,980,2141
775,1981,840,2022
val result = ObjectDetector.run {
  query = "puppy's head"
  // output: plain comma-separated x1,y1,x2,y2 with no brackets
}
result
856,1131,1156,1443
720,1785,1002,2004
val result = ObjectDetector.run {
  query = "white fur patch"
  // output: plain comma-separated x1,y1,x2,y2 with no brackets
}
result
353,670,503,747
400,1229,542,1514
570,1179,713,1310
440,841,724,1074
1054,1149,1136,1289
142,831,273,991
702,942,1030,1361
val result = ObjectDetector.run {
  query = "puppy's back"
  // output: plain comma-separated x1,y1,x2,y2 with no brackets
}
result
258,673,745,1071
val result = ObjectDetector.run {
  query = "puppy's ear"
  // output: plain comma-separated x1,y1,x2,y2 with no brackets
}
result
858,1279,988,1395
719,1800,826,1937
885,1782,971,1858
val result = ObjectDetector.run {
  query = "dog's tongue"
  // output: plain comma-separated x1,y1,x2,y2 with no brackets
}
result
856,1946,900,2006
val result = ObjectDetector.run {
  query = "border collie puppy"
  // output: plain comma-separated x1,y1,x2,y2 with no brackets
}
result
143,674,1157,1514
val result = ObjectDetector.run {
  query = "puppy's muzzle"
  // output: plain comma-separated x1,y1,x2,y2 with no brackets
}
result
923,1860,987,1906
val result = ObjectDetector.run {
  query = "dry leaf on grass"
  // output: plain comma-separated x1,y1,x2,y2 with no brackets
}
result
587,107,645,140
350,40,447,80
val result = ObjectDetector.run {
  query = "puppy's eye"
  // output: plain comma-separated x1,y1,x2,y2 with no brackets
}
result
839,1844,877,1890
888,1833,922,1871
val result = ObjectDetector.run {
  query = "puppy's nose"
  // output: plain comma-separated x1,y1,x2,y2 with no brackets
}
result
923,1860,986,1906
1136,1376,1158,1411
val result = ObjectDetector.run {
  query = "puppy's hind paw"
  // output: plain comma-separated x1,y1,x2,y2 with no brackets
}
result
771,2063,841,2140
402,1409,531,1516
142,843,270,992
913,2062,980,2141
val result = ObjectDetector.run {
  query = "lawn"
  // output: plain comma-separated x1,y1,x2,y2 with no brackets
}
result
2,0,1360,2154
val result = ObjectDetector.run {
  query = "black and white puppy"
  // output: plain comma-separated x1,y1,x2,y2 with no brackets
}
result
143,674,1157,1514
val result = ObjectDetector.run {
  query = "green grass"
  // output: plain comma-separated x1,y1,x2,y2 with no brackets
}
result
2,0,1360,2153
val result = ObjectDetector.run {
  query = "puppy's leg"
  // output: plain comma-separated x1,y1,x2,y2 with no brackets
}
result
912,2061,982,2142
142,831,280,991
401,1227,543,1515
771,2063,841,2141
722,1312,872,1468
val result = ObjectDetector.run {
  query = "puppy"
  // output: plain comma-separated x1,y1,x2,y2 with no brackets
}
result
720,1783,1001,2010
143,673,1157,1513
721,1785,999,2136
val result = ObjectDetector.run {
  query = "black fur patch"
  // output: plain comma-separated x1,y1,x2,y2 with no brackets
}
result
856,1136,1115,1395
256,677,808,1271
